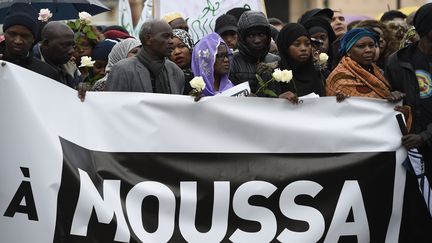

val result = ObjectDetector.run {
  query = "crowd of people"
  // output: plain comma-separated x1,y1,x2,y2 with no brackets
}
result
1,2,432,241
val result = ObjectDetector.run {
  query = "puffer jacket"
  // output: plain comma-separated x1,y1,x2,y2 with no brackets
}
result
229,11,280,93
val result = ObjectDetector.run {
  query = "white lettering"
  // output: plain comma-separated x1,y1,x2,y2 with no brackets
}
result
277,180,325,242
324,180,370,243
70,169,130,242
125,181,175,242
179,181,230,242
229,181,277,243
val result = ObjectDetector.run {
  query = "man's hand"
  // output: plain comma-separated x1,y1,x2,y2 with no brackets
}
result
279,91,299,104
336,93,349,102
77,82,89,102
387,91,406,102
402,134,424,149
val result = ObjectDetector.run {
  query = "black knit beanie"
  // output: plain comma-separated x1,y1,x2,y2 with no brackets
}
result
413,3,432,37
2,3,39,39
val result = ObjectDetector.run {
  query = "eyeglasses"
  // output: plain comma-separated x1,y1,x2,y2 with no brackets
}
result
215,52,233,60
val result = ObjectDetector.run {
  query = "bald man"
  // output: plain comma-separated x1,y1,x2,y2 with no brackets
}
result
106,20,184,94
34,21,81,88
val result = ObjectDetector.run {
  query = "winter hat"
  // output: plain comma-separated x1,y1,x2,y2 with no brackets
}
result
413,3,432,37
215,14,238,35
3,3,39,38
91,39,117,61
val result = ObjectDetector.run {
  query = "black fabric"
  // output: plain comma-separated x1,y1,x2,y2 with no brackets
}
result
275,23,324,97
136,48,172,94
0,42,60,81
399,171,432,242
297,8,334,24
385,42,432,180
411,48,432,131
413,3,432,37
2,3,39,39
229,11,280,93
182,68,194,95
214,14,238,35
226,7,250,22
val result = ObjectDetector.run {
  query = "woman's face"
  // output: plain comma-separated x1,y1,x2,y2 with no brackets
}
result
213,45,231,77
127,46,141,58
348,36,376,66
288,35,312,63
73,37,93,63
311,32,329,53
372,27,386,53
169,37,191,69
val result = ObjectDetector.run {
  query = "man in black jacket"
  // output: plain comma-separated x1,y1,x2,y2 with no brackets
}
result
385,3,432,242
229,11,280,93
386,3,432,179
0,3,60,81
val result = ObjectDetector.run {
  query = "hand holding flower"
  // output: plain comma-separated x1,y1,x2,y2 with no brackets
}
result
256,68,293,97
189,76,206,101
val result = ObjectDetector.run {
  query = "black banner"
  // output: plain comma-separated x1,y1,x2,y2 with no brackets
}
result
53,138,398,243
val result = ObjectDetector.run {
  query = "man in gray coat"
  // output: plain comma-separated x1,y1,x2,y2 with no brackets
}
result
106,20,184,94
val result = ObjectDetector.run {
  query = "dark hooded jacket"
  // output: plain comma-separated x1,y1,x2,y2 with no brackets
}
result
229,11,280,93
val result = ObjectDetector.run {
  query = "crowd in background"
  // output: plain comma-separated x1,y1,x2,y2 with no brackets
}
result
1,2,432,241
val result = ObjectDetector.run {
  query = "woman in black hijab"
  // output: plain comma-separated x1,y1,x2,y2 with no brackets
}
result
271,23,325,100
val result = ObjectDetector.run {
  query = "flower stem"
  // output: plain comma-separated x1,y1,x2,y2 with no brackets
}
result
255,78,275,95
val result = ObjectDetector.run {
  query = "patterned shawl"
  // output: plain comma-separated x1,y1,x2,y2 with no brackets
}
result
326,56,391,99
191,32,233,96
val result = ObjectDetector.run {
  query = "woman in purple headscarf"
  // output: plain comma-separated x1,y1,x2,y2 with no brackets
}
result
191,32,234,96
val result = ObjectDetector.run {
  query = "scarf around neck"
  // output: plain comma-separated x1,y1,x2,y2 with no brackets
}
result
137,48,171,94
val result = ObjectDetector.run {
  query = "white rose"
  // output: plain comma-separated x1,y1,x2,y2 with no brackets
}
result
318,53,329,64
272,68,283,81
79,11,92,24
189,76,206,91
79,56,95,68
280,69,293,83
38,9,52,22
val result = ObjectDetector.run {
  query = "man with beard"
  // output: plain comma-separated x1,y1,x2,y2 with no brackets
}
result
229,11,280,94
0,3,59,81
106,20,184,94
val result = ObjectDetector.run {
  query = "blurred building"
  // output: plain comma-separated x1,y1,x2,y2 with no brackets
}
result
267,0,426,23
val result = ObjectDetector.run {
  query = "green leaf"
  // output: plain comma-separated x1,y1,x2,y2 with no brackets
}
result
258,80,266,87
263,89,277,97
74,20,81,29
255,74,264,83
67,22,75,29
86,32,98,40
83,26,91,33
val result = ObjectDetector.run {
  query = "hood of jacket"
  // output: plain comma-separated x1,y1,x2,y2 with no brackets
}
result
237,11,272,62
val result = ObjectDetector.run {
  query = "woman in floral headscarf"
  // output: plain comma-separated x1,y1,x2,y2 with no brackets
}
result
191,32,234,96
169,29,195,94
